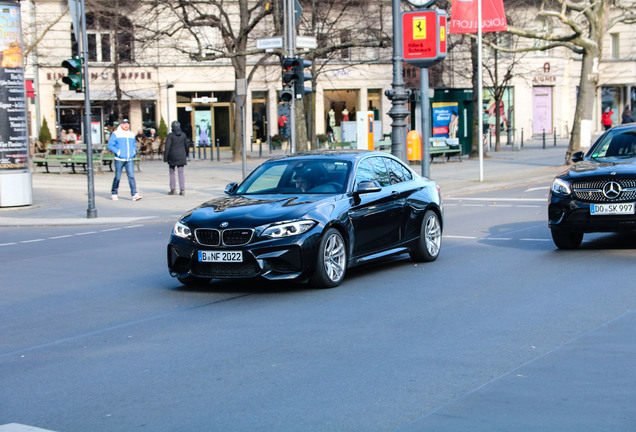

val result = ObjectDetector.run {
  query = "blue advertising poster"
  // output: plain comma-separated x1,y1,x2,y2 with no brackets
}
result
431,102,459,139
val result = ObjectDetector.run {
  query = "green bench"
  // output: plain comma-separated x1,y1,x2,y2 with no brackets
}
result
429,138,462,162
32,143,141,173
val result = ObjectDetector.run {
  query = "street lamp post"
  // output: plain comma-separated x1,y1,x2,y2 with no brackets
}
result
166,81,175,126
53,81,62,140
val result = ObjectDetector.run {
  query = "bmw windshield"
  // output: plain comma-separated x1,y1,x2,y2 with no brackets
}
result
236,159,352,195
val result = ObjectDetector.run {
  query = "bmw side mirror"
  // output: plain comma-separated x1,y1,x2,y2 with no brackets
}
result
355,180,382,194
571,151,584,163
225,182,238,195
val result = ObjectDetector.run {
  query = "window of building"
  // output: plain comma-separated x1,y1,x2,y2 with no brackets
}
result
72,12,133,63
532,17,549,57
340,31,350,61
610,33,620,59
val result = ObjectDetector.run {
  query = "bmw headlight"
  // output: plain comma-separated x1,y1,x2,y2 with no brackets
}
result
173,220,192,239
551,178,572,196
261,220,316,238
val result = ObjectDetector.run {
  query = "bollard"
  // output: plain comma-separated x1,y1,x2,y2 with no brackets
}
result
543,129,546,149
216,138,220,161
554,130,557,146
203,143,207,160
521,128,524,148
198,144,201,159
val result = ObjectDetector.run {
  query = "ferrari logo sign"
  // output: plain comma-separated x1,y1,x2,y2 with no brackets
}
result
402,10,447,68
413,17,427,39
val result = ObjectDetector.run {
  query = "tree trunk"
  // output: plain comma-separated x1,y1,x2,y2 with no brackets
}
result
565,1,607,164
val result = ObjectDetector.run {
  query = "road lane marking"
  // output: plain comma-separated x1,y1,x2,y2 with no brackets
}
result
20,239,45,243
49,235,73,239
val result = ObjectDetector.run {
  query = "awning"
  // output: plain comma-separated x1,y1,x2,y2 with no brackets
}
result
59,89,158,101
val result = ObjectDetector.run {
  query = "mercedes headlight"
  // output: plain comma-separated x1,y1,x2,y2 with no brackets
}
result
261,220,316,238
173,220,192,239
551,178,571,196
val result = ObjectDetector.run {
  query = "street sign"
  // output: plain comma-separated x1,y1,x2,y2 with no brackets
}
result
256,36,283,50
193,97,218,103
296,36,317,49
402,10,447,68
294,0,303,27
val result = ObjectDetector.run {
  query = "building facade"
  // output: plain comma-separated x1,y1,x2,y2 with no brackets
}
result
21,1,636,151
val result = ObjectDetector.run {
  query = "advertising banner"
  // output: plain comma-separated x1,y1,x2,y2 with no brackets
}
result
0,2,28,171
195,110,212,147
449,0,508,34
432,102,459,139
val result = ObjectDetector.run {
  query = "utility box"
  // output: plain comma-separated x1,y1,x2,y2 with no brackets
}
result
356,111,374,150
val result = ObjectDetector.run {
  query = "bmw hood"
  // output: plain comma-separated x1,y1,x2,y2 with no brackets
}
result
180,194,340,228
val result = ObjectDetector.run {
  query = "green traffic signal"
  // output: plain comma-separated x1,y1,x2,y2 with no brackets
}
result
61,57,83,92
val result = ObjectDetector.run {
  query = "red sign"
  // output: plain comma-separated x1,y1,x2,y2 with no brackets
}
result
449,0,508,34
402,10,448,68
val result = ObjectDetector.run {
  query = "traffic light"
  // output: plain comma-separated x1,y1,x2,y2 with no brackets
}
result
61,57,83,92
281,56,298,86
293,57,312,99
279,85,294,103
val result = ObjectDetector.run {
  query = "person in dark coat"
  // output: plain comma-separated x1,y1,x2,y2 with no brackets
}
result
622,107,634,124
163,121,189,195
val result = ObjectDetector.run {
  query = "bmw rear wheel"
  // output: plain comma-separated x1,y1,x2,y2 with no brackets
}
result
310,228,347,288
551,229,583,249
410,209,442,262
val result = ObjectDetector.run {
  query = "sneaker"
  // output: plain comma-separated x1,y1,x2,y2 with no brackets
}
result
111,194,118,201
132,193,143,201
179,190,185,196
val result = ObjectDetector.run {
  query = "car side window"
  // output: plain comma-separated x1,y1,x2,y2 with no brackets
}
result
355,156,391,188
383,157,413,184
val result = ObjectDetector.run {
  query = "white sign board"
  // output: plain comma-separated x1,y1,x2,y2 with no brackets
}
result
256,37,283,50
296,36,317,49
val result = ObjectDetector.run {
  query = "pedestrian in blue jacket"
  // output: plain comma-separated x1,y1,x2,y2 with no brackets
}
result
107,119,142,201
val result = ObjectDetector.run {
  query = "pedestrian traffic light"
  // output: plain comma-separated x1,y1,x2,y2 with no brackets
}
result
61,57,83,92
293,57,312,99
279,85,294,103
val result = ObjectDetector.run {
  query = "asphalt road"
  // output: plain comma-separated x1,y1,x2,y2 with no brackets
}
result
1,184,635,432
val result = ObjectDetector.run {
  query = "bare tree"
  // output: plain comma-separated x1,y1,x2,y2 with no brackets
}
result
137,0,276,161
292,0,392,150
504,0,636,164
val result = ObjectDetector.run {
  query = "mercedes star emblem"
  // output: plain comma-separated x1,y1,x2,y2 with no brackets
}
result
602,181,622,199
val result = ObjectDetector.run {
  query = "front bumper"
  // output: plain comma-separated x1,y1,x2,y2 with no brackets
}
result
167,230,321,281
548,195,636,233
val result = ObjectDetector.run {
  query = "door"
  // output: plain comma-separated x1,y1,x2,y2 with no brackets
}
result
532,86,553,135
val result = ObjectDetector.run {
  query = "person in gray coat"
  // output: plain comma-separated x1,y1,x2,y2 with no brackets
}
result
163,121,189,195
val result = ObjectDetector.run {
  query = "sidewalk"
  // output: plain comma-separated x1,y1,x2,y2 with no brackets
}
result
0,137,572,226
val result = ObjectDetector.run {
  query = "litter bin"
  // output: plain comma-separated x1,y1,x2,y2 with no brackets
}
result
407,130,422,161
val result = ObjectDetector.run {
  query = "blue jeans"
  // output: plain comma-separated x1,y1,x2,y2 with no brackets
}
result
111,159,137,196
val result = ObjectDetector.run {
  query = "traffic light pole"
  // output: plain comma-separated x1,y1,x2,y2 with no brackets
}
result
284,0,296,153
80,0,96,218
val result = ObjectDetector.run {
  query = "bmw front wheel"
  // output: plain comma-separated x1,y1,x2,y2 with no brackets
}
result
410,209,442,262
310,228,347,288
